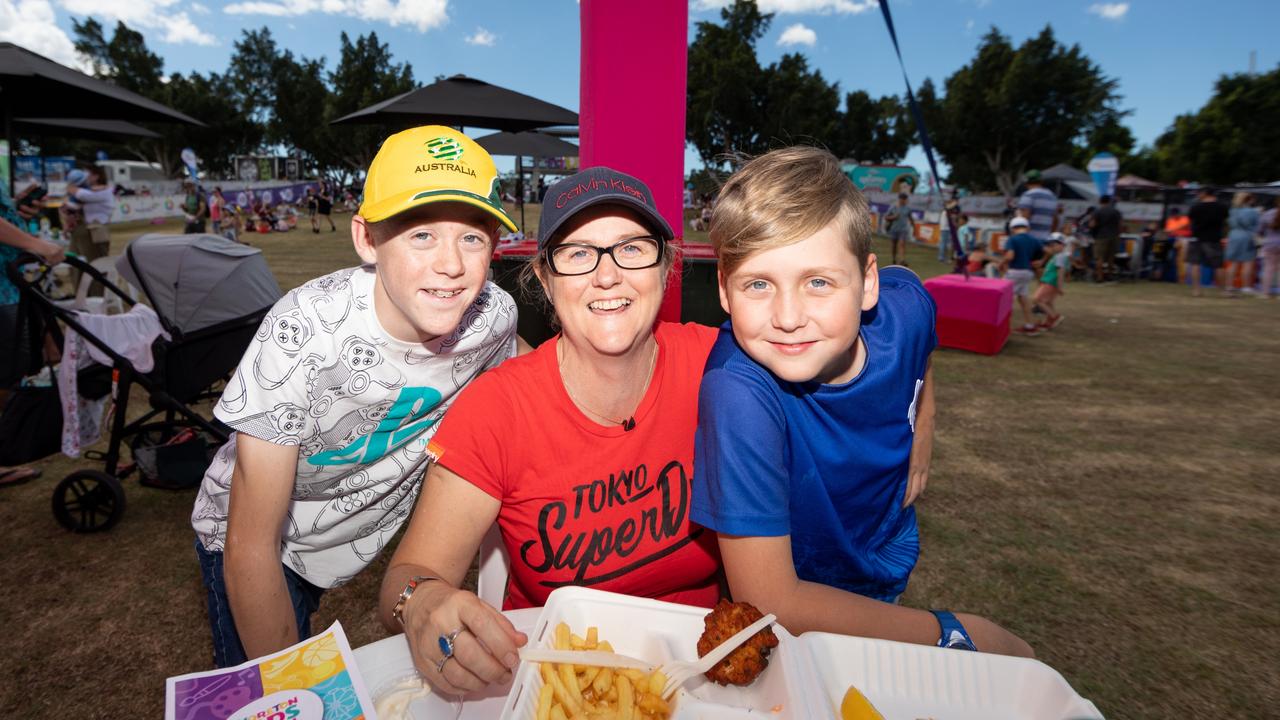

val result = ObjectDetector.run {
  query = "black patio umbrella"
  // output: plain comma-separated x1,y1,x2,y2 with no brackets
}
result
14,117,161,141
475,131,580,229
1,42,201,193
330,74,577,132
475,130,579,158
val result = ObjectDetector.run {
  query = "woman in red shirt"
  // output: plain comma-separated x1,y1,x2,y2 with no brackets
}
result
378,167,721,696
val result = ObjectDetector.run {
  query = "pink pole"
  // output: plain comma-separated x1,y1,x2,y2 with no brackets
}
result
579,0,687,323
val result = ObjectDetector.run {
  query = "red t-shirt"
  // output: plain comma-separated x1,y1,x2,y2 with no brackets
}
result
430,322,721,610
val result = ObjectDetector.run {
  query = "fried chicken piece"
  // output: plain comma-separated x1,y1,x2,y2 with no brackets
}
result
697,599,779,686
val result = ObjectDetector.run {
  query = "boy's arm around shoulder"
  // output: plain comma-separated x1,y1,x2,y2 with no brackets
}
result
223,433,303,660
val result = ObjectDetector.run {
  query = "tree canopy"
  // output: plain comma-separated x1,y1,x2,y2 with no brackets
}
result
63,21,414,181
685,0,912,169
1138,66,1280,185
918,26,1122,196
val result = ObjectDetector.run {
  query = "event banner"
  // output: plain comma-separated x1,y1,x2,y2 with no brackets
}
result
111,182,323,224
164,622,376,720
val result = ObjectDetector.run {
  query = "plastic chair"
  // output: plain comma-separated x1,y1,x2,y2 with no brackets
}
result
476,523,510,608
54,256,136,315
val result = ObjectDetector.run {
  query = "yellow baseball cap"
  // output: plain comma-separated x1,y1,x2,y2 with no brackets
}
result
359,125,517,231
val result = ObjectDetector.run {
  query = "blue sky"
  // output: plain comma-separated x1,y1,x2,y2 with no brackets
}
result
3,0,1277,176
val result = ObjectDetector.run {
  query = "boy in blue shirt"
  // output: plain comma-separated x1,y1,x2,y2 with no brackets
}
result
692,147,1033,657
1004,216,1046,335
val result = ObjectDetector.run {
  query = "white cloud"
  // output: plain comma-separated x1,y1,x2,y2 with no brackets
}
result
191,2,209,13
694,0,876,15
1087,2,1128,20
56,0,217,45
964,18,974,32
465,27,495,46
777,22,816,46
0,0,90,69
224,0,449,33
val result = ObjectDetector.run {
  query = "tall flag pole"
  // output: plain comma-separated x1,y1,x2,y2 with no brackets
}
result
878,0,967,274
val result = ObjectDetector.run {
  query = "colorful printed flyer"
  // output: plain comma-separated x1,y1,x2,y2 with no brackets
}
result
165,622,378,720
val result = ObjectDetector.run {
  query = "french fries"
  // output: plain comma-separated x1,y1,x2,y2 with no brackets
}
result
533,622,672,720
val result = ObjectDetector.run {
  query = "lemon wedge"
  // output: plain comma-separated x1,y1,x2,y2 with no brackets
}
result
840,685,884,720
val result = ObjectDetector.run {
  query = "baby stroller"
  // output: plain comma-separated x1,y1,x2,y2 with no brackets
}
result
6,234,282,532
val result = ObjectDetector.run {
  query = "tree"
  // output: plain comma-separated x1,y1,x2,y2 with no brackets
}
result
758,53,840,153
834,90,911,164
229,28,282,127
919,26,1121,196
326,31,416,179
163,71,264,177
270,52,333,177
70,20,264,177
1071,111,1136,169
72,18,165,97
686,0,770,166
1142,66,1280,185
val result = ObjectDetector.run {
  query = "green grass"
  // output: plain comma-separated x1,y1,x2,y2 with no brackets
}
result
0,216,1276,718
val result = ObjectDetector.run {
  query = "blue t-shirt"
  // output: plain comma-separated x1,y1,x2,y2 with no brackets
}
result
691,266,937,602
1005,232,1043,270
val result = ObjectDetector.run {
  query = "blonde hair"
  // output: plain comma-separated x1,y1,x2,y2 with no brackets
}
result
710,146,872,278
1232,192,1253,208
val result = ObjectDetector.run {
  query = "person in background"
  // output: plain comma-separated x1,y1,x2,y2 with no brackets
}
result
885,193,914,267
1090,195,1123,283
1258,196,1280,299
1187,187,1228,297
182,180,208,234
1224,192,1260,297
209,187,227,235
1034,233,1069,329
1,181,66,415
1075,206,1097,276
1003,216,1045,336
937,194,959,263
64,167,116,295
315,183,337,233
1017,169,1058,242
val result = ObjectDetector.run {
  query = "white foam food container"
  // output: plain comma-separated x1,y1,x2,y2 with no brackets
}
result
499,586,822,719
803,631,1104,720
353,607,543,720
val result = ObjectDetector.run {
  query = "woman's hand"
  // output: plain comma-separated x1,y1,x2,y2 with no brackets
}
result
34,239,65,266
403,581,527,696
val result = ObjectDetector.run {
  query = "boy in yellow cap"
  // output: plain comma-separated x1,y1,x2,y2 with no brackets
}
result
191,126,521,667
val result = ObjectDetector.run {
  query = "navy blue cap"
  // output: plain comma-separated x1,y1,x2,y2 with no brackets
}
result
537,166,674,250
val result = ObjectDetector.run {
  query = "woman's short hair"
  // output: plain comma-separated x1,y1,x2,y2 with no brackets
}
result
709,146,872,279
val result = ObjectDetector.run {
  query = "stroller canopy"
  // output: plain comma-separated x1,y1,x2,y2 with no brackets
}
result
117,234,282,336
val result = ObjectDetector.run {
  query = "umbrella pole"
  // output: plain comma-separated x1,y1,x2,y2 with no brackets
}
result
517,154,525,232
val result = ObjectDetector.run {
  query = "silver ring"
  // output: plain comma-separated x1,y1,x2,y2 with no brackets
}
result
436,653,455,674
437,627,464,659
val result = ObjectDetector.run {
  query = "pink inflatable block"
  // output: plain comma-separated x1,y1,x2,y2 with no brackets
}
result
923,274,1014,355
579,0,688,322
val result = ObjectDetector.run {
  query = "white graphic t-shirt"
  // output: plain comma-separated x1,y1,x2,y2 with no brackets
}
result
192,265,517,588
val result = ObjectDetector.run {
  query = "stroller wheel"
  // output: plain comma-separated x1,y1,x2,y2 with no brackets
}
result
51,470,127,533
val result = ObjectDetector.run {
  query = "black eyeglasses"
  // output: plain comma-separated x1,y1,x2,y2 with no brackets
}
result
547,237,663,276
